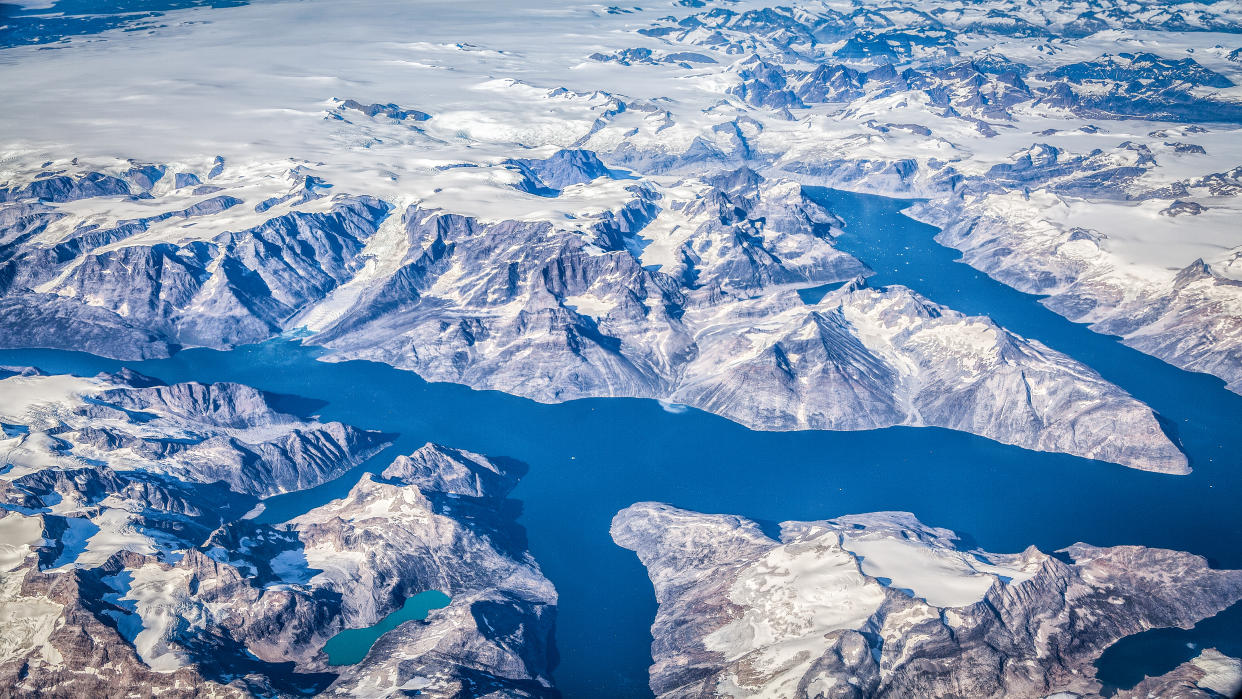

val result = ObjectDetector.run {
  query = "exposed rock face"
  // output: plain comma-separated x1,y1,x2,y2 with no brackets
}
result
321,596,559,698
299,168,1179,472
0,163,390,358
611,503,1242,699
640,6,1242,124
669,281,1185,472
293,447,558,696
0,369,557,697
0,519,256,698
0,369,391,497
914,195,1242,395
615,2,1242,398
0,368,381,696
333,98,432,123
0,293,178,359
0,153,1189,470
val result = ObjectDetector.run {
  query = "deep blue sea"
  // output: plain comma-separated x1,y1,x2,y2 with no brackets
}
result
0,0,249,50
1,189,1238,697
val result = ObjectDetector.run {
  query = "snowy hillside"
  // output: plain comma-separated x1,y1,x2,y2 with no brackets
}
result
4,0,1238,467
613,502,1242,698
0,366,556,697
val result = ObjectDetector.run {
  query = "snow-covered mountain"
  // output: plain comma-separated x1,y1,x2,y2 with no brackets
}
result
0,157,1189,471
0,367,556,697
612,502,1242,698
614,0,1242,393
1,0,1238,469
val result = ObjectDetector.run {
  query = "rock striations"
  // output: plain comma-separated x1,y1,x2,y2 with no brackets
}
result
0,159,1188,472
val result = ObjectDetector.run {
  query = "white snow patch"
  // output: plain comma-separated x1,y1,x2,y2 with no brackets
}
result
705,532,885,697
0,573,64,665
840,535,1036,608
1192,650,1242,697
0,374,106,428
75,509,160,568
0,512,44,573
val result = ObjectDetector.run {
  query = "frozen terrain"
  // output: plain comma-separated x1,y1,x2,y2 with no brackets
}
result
2,0,1242,695
0,155,1190,468
1,0,1237,405
612,502,1242,698
0,367,557,697
0,0,1235,467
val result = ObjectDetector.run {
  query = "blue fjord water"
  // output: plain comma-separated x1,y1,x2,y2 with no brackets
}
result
0,0,249,50
1,189,1239,697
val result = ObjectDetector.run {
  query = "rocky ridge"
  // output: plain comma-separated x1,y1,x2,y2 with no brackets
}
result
0,367,557,697
0,159,1188,472
603,0,1242,396
611,502,1242,699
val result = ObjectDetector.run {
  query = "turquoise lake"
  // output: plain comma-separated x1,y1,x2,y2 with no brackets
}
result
321,590,451,666
1,189,1238,697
